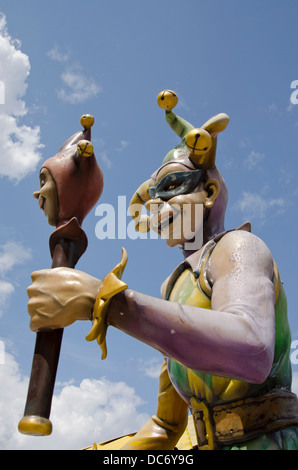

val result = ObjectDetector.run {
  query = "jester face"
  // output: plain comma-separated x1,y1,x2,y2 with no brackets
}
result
146,162,220,248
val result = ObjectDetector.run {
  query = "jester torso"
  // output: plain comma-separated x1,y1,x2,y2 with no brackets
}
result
162,226,298,450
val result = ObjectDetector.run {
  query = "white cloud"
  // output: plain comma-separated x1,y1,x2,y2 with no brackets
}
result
239,137,251,149
267,103,277,113
48,44,101,104
0,241,32,275
51,378,148,449
0,241,32,316
138,357,163,379
116,140,129,152
0,280,14,314
0,349,149,450
94,140,128,170
287,102,294,112
244,150,265,170
0,13,43,181
234,191,286,223
57,67,101,104
47,44,69,63
0,349,29,448
101,150,112,169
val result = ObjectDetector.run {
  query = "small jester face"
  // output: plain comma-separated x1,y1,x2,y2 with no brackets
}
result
33,168,59,227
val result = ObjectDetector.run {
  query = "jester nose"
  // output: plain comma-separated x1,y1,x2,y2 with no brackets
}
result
145,198,164,212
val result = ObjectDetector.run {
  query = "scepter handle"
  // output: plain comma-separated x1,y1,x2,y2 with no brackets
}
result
18,239,77,436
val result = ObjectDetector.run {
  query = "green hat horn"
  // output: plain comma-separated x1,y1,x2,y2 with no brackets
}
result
157,90,229,169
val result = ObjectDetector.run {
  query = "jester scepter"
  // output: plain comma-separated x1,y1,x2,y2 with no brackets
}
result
22,91,298,450
18,115,127,436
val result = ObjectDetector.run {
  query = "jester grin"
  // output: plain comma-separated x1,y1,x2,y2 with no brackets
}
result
151,206,179,233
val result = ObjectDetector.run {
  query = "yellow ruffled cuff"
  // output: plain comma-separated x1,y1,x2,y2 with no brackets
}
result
85,247,128,359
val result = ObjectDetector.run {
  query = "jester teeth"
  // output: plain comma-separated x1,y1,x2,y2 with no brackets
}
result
151,206,179,233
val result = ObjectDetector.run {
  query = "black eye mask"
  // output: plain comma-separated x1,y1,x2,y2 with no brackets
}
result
148,169,204,201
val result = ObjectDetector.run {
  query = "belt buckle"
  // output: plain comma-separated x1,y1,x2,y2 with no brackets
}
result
190,398,216,450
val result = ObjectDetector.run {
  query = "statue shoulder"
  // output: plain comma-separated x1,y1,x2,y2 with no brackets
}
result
208,230,274,283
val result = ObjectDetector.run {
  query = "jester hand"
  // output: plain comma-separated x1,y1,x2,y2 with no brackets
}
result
85,248,128,359
27,268,101,332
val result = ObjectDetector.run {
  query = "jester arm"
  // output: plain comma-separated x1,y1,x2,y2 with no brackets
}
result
121,358,188,450
107,230,276,384
28,231,275,384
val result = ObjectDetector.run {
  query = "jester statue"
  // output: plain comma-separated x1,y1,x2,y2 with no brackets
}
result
27,91,298,450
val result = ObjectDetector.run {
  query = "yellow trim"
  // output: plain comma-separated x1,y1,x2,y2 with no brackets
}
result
86,248,128,359
190,397,215,450
83,416,198,450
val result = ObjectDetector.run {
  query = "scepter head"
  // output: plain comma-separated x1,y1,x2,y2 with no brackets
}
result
33,114,104,227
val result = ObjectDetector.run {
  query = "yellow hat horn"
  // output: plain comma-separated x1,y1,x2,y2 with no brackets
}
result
128,179,151,233
186,113,230,169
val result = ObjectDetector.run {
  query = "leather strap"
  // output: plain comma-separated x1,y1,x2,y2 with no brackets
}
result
191,391,298,450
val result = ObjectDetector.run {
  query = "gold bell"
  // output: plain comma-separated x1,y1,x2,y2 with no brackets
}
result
185,128,212,156
80,114,95,130
157,90,178,111
77,139,94,158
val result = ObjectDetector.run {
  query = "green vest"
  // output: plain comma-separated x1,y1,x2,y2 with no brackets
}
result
165,235,292,408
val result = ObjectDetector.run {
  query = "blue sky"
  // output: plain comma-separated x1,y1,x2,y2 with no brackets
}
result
0,0,298,450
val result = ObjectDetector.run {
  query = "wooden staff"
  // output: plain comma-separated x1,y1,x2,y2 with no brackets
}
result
18,238,80,435
18,115,103,436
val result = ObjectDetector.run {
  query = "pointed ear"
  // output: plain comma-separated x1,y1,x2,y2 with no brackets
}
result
204,179,221,209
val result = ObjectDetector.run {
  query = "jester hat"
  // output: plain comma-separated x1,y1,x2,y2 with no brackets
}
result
129,90,230,236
